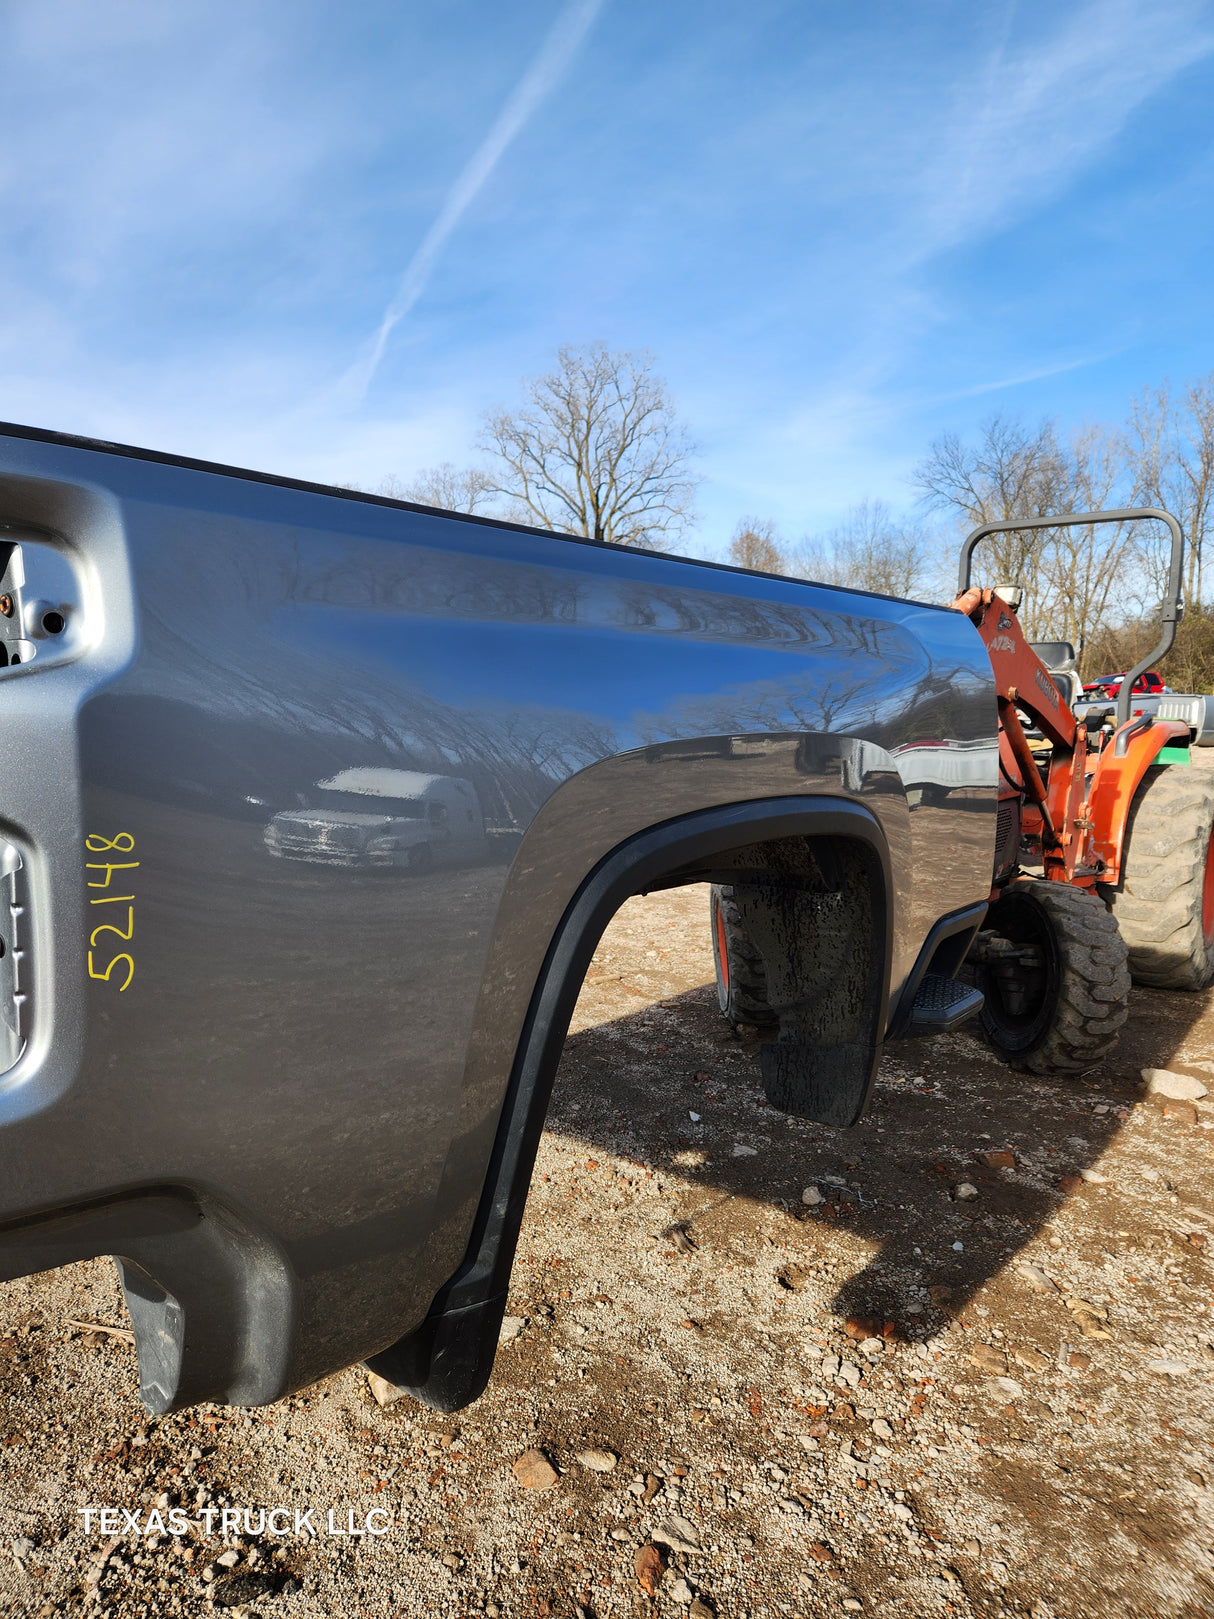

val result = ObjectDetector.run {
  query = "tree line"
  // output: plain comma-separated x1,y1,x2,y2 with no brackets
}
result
371,343,1214,691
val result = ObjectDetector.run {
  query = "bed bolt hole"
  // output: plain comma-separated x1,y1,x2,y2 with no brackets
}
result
40,610,65,636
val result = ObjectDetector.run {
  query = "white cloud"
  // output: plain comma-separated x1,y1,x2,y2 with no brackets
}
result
347,0,607,401
904,0,1214,263
1,1,338,283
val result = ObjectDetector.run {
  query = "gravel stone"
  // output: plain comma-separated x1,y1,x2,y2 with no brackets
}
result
1143,1068,1208,1100
985,1376,1025,1404
651,1516,701,1554
1018,1264,1059,1291
977,1149,1015,1169
575,1447,618,1472
1011,1345,1052,1372
365,1370,408,1407
512,1448,559,1489
211,1573,284,1609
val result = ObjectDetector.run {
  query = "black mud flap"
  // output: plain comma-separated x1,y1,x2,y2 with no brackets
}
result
728,840,886,1128
364,1293,507,1413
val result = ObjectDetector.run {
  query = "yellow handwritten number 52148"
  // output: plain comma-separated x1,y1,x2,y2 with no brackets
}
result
85,832,136,991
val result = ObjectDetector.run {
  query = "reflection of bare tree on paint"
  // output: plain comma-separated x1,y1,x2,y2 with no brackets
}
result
632,673,891,745
272,531,933,660
122,520,986,836
633,653,990,753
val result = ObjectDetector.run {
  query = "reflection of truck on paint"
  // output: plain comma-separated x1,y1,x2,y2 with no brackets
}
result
264,769,487,871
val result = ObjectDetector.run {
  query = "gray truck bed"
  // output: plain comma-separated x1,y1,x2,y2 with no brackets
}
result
0,423,996,1413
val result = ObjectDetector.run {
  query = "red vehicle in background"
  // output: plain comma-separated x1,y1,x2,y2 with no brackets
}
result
1082,668,1166,699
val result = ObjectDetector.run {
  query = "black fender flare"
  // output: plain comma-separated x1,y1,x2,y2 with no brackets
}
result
367,793,892,1410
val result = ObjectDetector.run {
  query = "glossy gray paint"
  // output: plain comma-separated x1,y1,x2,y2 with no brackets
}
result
0,427,996,1409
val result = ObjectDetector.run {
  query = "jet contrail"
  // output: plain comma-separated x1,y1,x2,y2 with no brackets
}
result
350,0,606,400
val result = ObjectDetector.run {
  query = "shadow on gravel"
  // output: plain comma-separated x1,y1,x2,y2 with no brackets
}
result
553,970,1212,1336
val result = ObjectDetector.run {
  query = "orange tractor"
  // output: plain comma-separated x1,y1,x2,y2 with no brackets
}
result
946,506,1214,1074
715,508,1214,1076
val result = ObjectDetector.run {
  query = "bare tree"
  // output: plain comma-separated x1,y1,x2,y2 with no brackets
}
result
914,416,1067,623
1125,375,1214,608
480,343,699,549
1033,423,1141,650
382,465,498,515
789,499,935,599
915,416,1142,668
727,517,787,573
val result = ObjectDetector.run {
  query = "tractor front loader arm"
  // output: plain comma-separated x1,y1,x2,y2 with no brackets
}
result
951,585,1088,881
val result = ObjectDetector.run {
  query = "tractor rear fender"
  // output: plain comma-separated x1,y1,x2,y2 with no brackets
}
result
1088,717,1192,885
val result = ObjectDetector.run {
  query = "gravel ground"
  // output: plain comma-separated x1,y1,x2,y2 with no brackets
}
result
2,815,1213,1618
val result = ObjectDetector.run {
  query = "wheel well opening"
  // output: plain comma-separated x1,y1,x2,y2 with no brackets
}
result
507,811,893,1236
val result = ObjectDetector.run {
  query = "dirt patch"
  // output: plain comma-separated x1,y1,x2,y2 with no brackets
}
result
1,854,1213,1616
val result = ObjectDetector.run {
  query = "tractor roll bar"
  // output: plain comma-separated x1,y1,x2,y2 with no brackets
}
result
958,507,1185,730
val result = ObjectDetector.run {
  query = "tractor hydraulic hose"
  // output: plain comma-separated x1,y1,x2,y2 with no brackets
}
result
998,695,1055,842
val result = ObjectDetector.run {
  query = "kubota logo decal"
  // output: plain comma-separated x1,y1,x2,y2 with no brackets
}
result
1035,667,1059,708
997,611,1013,631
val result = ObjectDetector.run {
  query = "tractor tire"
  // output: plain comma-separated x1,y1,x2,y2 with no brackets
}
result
974,878,1130,1075
1101,764,1214,991
710,884,778,1030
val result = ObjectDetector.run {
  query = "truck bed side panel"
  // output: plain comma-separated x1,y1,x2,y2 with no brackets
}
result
0,431,996,1401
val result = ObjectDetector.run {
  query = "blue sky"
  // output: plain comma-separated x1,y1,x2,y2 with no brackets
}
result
3,0,1214,558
